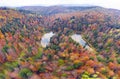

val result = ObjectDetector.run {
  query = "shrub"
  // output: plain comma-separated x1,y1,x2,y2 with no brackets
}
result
73,62,83,69
61,73,68,77
34,52,43,59
0,73,5,79
4,62,14,71
97,56,105,62
65,66,74,71
37,67,45,73
19,68,32,79
47,54,52,60
58,59,64,66
2,45,9,53
117,58,120,64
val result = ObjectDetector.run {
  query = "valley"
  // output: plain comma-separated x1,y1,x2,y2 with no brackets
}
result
0,6,120,79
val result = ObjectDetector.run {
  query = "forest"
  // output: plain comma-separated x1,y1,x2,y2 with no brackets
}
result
0,6,120,79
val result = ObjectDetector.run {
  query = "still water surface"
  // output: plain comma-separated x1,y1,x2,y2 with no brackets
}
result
41,32,55,47
41,32,91,50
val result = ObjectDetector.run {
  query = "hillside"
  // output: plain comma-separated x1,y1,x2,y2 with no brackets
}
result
19,5,102,15
0,6,120,79
19,5,120,16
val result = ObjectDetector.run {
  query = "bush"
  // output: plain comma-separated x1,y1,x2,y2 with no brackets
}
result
65,66,74,71
37,67,45,73
34,52,43,60
47,54,52,60
73,62,83,69
0,73,5,79
19,68,32,79
2,45,9,53
90,56,94,60
65,62,83,71
58,59,64,66
117,58,120,64
61,73,68,77
97,56,105,62
4,62,14,71
101,69,107,75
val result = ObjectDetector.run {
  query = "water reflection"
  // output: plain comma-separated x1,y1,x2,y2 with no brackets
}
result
71,34,86,46
71,34,91,49
41,32,92,51
41,32,55,47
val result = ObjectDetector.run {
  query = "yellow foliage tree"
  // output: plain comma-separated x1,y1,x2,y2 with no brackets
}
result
0,30,4,39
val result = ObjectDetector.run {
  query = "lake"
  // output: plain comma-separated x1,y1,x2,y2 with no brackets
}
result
41,32,55,47
41,32,92,51
71,34,91,50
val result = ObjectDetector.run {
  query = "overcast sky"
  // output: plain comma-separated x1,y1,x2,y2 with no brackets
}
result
0,0,120,10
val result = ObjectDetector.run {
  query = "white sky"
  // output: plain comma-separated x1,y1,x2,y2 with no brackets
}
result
0,0,120,10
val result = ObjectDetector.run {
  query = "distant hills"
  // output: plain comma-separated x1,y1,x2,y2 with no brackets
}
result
18,5,101,15
18,5,120,16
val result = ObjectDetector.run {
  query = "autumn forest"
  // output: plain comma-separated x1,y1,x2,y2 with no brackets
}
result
0,6,120,79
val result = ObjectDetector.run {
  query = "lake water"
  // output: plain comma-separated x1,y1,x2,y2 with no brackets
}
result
41,32,55,47
71,34,91,50
71,34,86,46
41,32,92,51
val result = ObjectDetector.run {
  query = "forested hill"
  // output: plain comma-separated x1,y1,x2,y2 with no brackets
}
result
0,6,120,79
18,6,102,15
19,5,120,16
